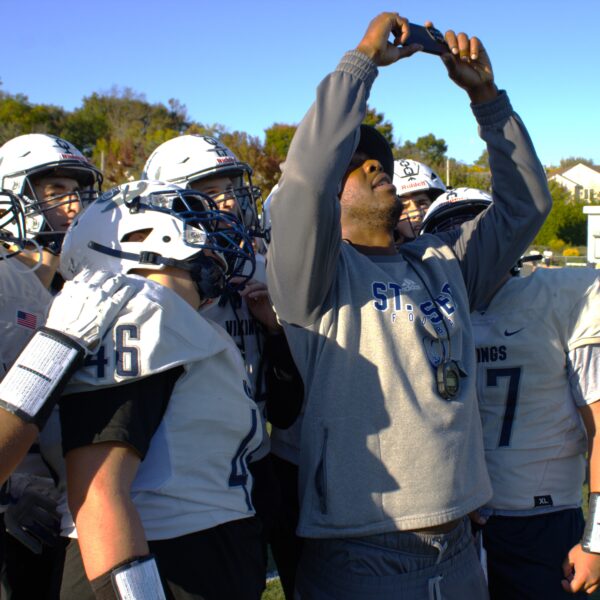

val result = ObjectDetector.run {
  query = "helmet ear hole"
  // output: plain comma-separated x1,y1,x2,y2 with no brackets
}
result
121,229,152,243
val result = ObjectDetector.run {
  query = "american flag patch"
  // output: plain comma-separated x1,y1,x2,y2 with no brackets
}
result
16,310,37,329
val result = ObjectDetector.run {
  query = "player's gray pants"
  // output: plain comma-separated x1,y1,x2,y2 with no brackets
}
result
295,517,489,600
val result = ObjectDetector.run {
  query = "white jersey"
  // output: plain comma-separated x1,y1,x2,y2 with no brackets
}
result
471,268,600,512
0,260,59,486
0,260,52,373
202,254,270,461
61,275,263,540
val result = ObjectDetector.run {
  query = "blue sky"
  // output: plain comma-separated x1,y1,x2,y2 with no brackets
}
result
2,0,597,167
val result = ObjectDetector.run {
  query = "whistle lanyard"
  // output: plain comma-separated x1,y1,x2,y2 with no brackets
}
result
402,254,461,400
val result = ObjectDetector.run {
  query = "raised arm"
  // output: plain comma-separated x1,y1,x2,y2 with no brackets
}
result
435,29,552,308
266,14,418,326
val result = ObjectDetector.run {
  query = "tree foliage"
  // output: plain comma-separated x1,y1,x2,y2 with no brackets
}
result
534,180,588,246
559,156,596,170
0,87,593,248
0,90,66,142
363,106,395,147
395,133,447,172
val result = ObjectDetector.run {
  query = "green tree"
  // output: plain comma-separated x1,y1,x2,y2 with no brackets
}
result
414,134,447,167
0,91,66,143
363,106,394,147
559,156,595,170
64,88,197,187
534,180,587,246
262,123,297,191
264,123,296,162
394,133,447,175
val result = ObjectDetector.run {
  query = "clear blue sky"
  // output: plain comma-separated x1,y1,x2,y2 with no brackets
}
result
3,0,597,167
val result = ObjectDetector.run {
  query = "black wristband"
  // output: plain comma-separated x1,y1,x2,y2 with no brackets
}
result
0,327,85,430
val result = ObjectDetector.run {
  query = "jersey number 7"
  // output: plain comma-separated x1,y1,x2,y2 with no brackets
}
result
486,367,522,447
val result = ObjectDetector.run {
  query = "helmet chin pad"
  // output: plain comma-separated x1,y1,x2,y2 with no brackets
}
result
187,253,227,300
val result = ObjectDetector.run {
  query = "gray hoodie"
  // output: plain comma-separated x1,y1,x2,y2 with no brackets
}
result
267,50,551,538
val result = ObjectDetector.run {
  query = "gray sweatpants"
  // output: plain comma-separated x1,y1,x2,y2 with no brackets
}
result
295,517,489,600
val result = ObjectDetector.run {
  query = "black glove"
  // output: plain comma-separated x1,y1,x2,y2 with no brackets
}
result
4,474,60,554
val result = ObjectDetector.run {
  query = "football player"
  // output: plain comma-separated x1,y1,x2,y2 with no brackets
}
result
0,133,103,598
393,158,446,244
0,133,103,289
266,12,551,599
143,135,284,585
0,266,136,572
421,188,600,598
57,180,265,599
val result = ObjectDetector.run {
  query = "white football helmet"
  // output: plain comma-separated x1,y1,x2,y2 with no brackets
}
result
260,183,279,249
394,159,446,240
142,135,263,238
0,190,27,259
420,187,492,235
393,159,446,199
60,180,255,299
0,134,102,253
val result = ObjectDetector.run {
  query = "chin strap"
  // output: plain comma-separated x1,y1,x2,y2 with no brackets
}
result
87,241,227,300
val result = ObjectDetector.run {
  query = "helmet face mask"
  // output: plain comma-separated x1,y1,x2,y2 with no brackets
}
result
0,191,27,259
420,187,493,235
397,192,436,239
60,181,255,299
142,135,264,238
394,160,446,241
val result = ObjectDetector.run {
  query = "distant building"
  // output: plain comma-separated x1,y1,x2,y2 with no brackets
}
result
549,163,600,202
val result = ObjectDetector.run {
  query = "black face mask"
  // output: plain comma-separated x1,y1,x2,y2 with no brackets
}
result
187,253,227,300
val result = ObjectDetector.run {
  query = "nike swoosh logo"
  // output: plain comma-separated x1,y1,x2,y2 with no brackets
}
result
504,328,524,336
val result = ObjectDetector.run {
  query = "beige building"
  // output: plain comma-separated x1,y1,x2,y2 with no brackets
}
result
549,163,600,202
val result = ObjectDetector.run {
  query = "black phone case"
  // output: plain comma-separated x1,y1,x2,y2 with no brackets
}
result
403,24,448,55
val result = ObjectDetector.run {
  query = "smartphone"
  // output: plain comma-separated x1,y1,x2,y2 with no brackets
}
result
402,23,448,56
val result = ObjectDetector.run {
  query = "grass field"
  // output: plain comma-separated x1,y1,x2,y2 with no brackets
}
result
261,578,285,600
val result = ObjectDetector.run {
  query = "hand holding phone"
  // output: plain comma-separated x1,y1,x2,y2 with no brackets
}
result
402,23,448,55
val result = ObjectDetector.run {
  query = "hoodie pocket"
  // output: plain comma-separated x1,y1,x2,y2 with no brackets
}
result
315,427,329,514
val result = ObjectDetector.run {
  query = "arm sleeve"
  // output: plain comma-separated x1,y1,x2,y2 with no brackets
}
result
568,345,600,407
59,367,184,458
436,92,552,310
266,51,378,327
